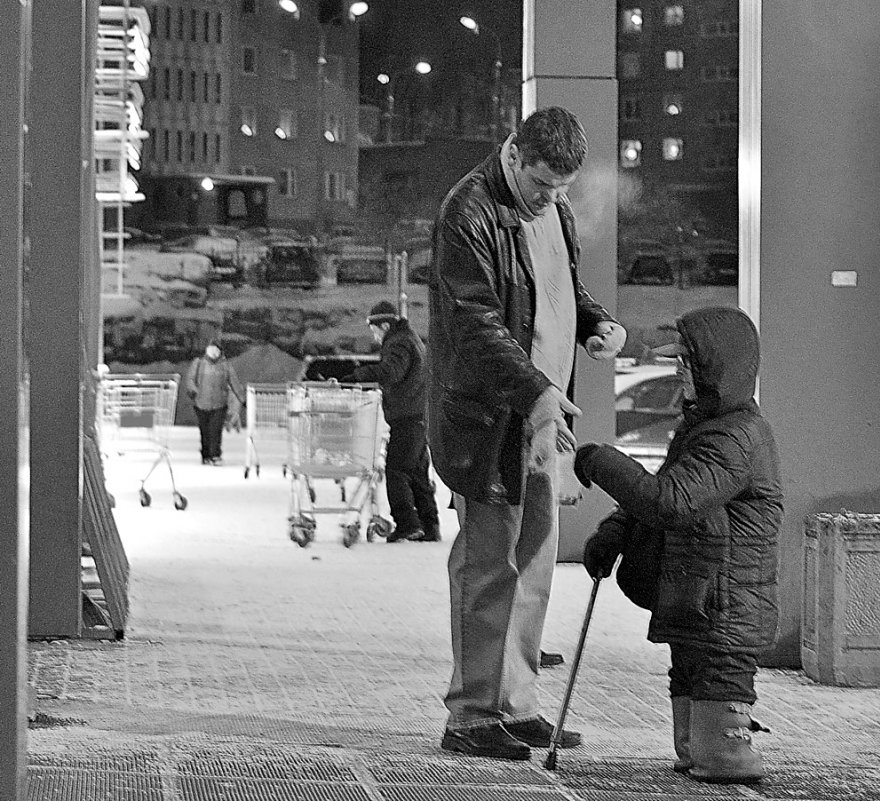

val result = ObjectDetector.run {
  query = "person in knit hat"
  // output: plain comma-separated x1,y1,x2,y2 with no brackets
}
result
342,301,440,543
185,336,244,466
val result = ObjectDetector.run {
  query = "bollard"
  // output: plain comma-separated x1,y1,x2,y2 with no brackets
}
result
802,511,880,687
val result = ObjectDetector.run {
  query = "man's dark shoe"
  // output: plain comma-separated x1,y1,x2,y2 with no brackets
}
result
409,525,441,542
441,723,531,761
506,716,581,749
386,528,413,543
540,650,564,668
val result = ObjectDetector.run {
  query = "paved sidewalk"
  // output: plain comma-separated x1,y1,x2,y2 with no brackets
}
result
27,428,880,800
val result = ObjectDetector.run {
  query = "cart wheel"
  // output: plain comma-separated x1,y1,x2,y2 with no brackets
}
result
173,493,188,511
244,467,250,479
368,516,392,539
308,484,317,503
289,525,310,547
282,466,287,477
342,523,360,548
255,465,261,477
139,488,151,508
338,480,347,502
366,525,376,543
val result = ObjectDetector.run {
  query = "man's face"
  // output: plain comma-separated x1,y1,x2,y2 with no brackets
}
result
369,323,385,345
676,353,696,401
508,143,579,216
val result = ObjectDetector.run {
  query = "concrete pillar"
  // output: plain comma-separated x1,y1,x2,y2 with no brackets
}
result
524,0,619,561
755,2,880,665
0,2,31,796
28,0,98,637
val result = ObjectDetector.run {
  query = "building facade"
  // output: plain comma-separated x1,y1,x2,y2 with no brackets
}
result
617,1,739,231
141,0,361,233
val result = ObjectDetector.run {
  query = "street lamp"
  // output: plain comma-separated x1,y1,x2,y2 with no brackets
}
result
459,15,503,142
278,1,368,230
379,61,431,143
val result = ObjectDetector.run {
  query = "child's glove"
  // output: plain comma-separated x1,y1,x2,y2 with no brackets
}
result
225,407,242,432
574,442,600,487
582,530,622,579
586,322,627,361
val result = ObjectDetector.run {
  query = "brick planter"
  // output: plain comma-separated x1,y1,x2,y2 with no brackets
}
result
802,512,880,687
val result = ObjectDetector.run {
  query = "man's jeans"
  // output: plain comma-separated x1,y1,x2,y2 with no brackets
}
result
195,405,226,460
445,452,559,730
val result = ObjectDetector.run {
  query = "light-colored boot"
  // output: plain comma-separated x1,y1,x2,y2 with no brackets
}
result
671,696,692,773
688,700,770,784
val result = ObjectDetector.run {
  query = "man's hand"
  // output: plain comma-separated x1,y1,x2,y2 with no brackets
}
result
527,386,581,469
573,442,600,487
582,531,622,579
586,321,627,361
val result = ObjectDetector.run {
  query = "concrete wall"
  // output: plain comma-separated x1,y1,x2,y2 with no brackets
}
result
524,0,619,561
759,2,880,664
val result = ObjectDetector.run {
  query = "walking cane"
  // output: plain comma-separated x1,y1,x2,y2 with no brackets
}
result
544,576,602,770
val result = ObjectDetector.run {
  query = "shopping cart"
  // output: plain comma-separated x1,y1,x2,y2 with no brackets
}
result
96,373,188,511
286,381,391,548
243,383,289,479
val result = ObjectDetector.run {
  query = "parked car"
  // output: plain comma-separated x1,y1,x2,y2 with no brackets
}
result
700,248,738,285
613,360,683,472
258,239,321,287
622,246,676,285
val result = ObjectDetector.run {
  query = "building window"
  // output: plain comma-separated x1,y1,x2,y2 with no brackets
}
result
324,171,346,201
177,8,184,39
164,7,171,39
663,93,683,116
665,50,684,70
190,9,197,40
621,96,642,120
704,108,738,127
240,106,257,137
163,129,170,161
662,138,683,161
620,139,642,167
280,49,298,80
243,47,257,75
203,72,210,103
215,133,222,163
204,11,211,42
323,112,345,143
216,12,223,43
275,109,297,139
700,20,738,38
190,71,197,102
202,132,209,161
241,0,256,13
215,74,222,104
619,52,641,79
163,68,171,100
621,8,643,33
188,131,196,162
279,168,297,198
176,130,183,161
664,5,684,26
700,65,737,82
177,69,184,101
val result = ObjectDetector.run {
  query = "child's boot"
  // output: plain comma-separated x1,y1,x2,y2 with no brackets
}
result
671,696,692,773
688,700,769,784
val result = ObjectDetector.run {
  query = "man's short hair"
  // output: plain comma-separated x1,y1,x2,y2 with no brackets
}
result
515,106,588,175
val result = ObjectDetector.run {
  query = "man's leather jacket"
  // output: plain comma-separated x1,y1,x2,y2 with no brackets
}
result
427,151,615,504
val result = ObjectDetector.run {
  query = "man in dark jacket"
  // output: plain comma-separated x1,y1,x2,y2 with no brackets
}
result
575,306,783,784
429,107,626,761
344,301,440,543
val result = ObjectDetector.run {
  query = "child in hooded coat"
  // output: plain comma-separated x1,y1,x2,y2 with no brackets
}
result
574,306,783,785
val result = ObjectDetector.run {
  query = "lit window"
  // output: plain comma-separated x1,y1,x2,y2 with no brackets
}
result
663,93,683,116
621,8,643,33
619,52,641,79
620,139,642,167
664,5,684,26
280,48,297,80
279,168,297,198
323,112,346,143
662,138,683,161
243,47,257,75
275,109,296,139
240,106,256,137
621,97,642,120
665,50,684,70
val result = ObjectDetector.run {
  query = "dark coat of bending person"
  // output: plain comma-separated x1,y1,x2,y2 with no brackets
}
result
575,305,783,785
